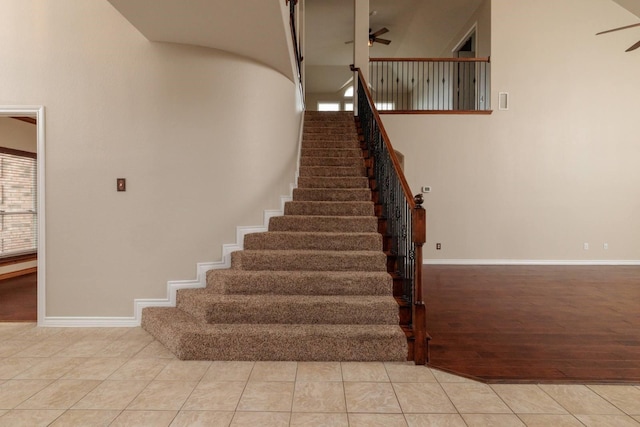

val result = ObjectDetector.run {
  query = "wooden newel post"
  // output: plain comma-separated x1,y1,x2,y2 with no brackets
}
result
412,194,428,364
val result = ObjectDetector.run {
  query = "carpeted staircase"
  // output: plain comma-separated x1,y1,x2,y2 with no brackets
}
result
142,111,407,361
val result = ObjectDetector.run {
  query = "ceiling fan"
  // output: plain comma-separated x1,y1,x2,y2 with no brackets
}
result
345,27,392,46
596,22,640,52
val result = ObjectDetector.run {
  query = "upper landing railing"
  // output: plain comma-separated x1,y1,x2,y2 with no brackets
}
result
369,57,491,113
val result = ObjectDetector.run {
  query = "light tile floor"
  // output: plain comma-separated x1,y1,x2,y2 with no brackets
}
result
1,323,639,426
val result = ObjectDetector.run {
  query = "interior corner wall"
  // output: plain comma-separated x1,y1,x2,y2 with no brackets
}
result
0,118,37,153
440,0,491,58
382,0,640,262
0,0,302,317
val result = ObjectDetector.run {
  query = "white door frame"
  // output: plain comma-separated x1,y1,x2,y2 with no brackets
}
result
0,106,46,324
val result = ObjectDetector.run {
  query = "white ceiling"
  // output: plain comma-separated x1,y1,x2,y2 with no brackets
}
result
305,0,484,93
108,0,295,81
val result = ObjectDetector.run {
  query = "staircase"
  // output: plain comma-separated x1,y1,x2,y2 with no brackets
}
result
141,111,407,361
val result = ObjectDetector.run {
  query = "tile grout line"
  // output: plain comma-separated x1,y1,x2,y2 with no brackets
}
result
586,384,638,418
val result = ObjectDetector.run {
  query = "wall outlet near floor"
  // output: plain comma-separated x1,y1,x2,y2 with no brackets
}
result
583,242,589,250
436,243,441,250
603,243,608,250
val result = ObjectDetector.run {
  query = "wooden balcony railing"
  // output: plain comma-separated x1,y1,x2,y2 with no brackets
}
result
369,57,491,113
352,66,430,364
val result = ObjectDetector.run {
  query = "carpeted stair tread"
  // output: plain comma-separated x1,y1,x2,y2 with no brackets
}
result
284,201,374,216
142,307,407,361
177,292,399,325
305,111,352,118
244,231,382,251
304,128,356,135
231,250,387,271
302,133,359,142
301,148,362,158
299,165,366,177
293,188,371,202
304,126,356,133
302,140,360,149
300,157,364,167
205,270,392,296
269,215,378,232
297,177,368,189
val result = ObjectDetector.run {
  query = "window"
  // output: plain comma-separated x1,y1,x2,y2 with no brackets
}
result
375,102,395,111
344,86,354,97
317,102,340,111
0,148,37,258
343,102,354,111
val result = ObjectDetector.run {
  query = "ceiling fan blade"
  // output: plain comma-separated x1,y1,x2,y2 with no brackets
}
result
374,38,391,45
626,40,640,52
371,27,389,37
596,22,640,35
344,40,354,44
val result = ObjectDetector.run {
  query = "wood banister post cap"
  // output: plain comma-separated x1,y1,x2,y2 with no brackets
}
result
414,193,424,207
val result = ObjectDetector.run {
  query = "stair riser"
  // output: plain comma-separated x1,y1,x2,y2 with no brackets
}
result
305,111,352,118
304,127,356,134
174,336,408,361
301,149,362,158
200,301,399,325
244,232,381,251
303,134,358,142
284,201,374,216
304,128,355,135
206,271,392,296
302,140,360,149
269,216,378,232
297,177,368,188
300,157,364,167
298,166,366,177
304,118,353,123
231,251,387,271
142,308,407,361
293,188,371,202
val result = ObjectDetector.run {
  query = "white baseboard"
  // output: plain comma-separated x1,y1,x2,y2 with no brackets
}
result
41,113,306,328
423,259,640,266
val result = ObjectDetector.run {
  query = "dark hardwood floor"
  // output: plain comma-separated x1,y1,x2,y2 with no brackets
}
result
425,265,640,383
0,272,37,321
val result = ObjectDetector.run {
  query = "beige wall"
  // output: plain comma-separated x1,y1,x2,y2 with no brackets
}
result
382,0,640,262
0,1,302,317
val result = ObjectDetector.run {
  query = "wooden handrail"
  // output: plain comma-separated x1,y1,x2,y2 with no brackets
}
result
371,57,490,63
352,65,429,364
351,66,415,210
286,0,303,88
